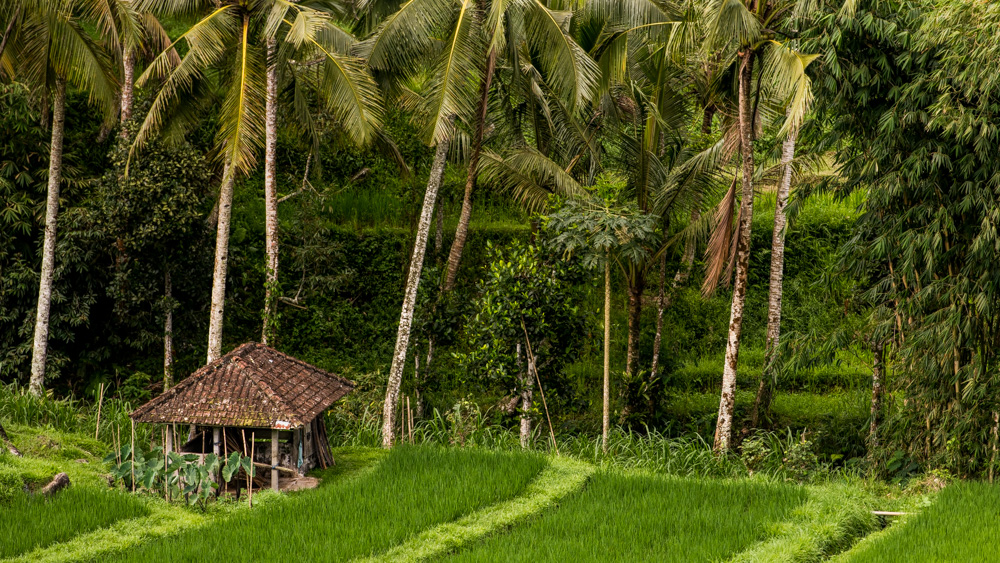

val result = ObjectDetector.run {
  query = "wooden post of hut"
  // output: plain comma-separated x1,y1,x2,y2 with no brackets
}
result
212,427,221,483
270,429,279,491
128,343,356,492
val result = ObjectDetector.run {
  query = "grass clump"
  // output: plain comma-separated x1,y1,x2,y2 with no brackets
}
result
444,471,806,562
0,487,149,559
109,445,546,562
727,483,877,562
836,481,1000,563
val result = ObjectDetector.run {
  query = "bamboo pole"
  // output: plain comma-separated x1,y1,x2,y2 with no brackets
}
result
249,431,255,508
991,411,999,484
407,396,414,444
130,419,135,493
94,382,105,440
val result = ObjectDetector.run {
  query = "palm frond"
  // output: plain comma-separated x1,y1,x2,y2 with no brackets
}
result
480,147,584,213
418,0,480,144
762,39,817,135
302,24,383,146
520,0,598,111
217,13,267,174
356,0,454,74
703,0,760,52
702,173,738,297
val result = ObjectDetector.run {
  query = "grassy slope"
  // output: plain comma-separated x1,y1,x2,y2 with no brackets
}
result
836,482,1000,563
108,446,547,563
0,425,152,559
443,471,807,563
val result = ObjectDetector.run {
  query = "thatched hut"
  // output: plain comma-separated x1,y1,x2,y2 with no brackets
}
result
130,342,355,491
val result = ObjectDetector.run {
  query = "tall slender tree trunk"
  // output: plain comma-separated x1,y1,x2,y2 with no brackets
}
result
625,276,644,381
382,139,450,448
650,252,666,381
120,48,135,127
0,6,19,61
434,206,444,258
442,45,496,291
602,256,611,453
163,270,174,390
261,38,279,345
867,339,884,461
206,162,236,363
519,342,534,448
750,127,797,429
714,51,756,453
28,78,66,398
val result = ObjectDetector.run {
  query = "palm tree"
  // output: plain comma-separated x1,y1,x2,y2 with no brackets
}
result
361,0,598,293
380,135,451,448
366,0,596,446
1,0,117,397
701,0,815,452
132,0,381,362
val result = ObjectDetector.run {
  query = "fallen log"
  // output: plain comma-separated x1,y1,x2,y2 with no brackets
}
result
0,421,21,457
40,472,70,496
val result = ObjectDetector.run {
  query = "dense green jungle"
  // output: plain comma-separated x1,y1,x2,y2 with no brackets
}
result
2,0,1000,561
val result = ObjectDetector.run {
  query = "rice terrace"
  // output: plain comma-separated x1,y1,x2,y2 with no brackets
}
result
2,0,1000,561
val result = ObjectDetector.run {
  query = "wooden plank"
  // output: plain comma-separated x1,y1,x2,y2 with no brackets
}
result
271,429,279,491
872,511,909,516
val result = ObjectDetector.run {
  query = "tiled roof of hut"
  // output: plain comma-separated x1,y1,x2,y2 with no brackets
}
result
130,343,355,428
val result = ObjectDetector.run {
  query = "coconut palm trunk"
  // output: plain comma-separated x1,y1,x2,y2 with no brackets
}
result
625,274,646,376
382,138,450,448
442,46,496,292
28,77,67,398
261,38,278,345
163,270,174,390
603,255,611,453
120,48,134,126
750,127,797,429
714,51,756,452
650,252,666,381
206,162,236,363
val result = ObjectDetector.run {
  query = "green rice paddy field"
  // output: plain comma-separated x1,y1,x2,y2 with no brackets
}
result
1,428,998,563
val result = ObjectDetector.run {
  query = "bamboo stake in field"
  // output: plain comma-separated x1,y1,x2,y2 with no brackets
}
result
991,411,999,484
249,431,255,508
94,382,105,440
521,319,559,456
163,426,169,502
407,396,414,444
130,419,135,493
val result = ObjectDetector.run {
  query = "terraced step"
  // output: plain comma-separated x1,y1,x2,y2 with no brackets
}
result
353,456,595,563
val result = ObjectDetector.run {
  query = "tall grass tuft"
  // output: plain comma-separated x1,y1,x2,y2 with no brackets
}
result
328,408,844,481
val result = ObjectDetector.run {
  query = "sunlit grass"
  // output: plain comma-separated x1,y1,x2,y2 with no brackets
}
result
838,481,1000,562
109,445,547,562
444,471,807,562
0,487,149,559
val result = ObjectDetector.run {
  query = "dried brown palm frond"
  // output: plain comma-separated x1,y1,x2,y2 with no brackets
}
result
702,173,740,297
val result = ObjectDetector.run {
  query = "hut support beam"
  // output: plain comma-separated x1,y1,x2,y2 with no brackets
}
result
271,429,279,491
212,427,221,483
293,428,302,476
